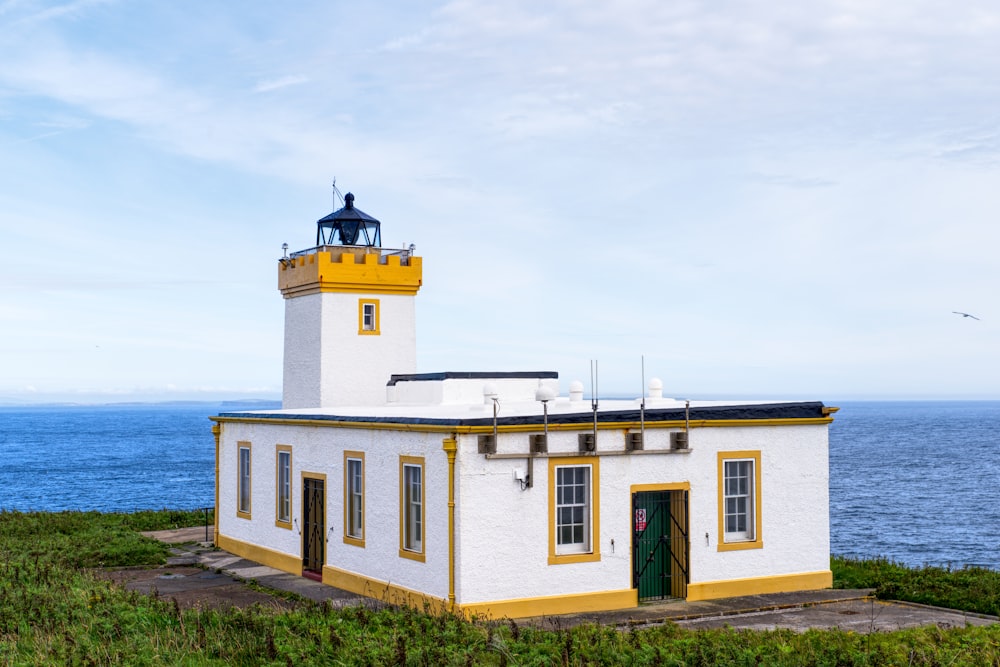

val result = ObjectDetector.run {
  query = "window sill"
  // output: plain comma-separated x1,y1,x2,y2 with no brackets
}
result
548,550,601,565
398,548,426,563
344,535,366,548
275,519,293,530
717,539,763,552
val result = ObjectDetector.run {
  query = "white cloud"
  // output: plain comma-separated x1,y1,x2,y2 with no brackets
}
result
4,0,115,25
2,0,1000,400
253,74,308,93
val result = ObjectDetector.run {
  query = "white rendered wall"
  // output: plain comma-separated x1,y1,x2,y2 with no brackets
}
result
282,295,322,410
217,420,449,599
217,417,829,607
390,377,560,405
452,424,830,606
282,291,417,409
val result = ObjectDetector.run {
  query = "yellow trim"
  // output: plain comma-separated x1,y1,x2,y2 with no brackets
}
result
212,415,833,434
343,451,365,548
399,455,426,562
279,251,423,297
275,445,293,529
236,441,252,520
687,570,833,601
212,423,221,545
461,588,638,620
358,298,380,335
217,533,302,575
630,482,690,493
442,436,458,612
323,564,450,615
323,564,637,620
717,451,763,551
548,456,601,565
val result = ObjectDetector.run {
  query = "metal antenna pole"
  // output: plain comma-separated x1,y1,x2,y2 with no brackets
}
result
591,360,599,442
640,355,645,440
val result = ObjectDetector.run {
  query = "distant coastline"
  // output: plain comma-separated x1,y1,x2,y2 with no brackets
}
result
0,398,282,409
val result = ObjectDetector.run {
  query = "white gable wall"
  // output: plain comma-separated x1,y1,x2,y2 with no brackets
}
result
217,421,450,600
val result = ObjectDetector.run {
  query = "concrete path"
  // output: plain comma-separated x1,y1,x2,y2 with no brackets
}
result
141,526,371,608
141,527,998,632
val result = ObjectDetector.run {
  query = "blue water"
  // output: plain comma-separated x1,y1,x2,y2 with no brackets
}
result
829,401,1000,569
0,403,275,512
1,400,998,568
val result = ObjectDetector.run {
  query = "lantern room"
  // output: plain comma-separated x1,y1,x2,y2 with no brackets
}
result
315,192,381,247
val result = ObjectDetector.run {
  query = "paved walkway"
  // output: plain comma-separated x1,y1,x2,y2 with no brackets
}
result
141,527,998,632
141,527,369,608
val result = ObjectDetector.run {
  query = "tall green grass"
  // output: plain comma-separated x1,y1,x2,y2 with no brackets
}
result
834,555,1000,616
3,511,1000,665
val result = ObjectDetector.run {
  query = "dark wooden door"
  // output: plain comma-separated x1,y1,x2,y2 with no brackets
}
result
302,477,325,574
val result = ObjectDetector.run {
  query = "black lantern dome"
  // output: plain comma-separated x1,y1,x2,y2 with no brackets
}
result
316,192,381,247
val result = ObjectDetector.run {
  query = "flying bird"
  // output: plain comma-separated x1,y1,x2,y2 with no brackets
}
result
952,311,981,320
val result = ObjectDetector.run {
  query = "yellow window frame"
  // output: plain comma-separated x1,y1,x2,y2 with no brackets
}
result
275,445,293,529
717,450,763,551
237,441,252,520
548,456,601,565
343,451,365,547
358,298,380,335
398,455,425,562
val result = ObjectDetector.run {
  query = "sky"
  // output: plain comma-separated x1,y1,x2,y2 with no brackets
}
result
1,0,998,404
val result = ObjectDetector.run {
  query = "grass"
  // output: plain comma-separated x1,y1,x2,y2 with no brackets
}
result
833,554,1000,617
4,510,1000,665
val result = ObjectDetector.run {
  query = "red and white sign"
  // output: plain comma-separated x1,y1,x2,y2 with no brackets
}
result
634,508,647,532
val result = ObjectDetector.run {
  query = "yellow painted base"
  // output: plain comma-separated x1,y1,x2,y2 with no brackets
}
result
215,535,831,619
686,570,833,601
323,565,451,615
216,534,302,576
324,565,637,620
461,588,638,620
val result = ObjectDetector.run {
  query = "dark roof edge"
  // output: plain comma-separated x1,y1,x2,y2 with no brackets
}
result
387,371,559,386
217,401,828,426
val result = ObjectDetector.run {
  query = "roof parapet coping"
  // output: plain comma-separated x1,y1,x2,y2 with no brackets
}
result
285,245,417,267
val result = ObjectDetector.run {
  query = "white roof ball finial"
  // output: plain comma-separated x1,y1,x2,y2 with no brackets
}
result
648,377,664,399
535,385,557,402
569,380,584,402
483,383,498,405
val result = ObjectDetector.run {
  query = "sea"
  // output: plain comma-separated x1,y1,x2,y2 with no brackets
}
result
1,400,998,569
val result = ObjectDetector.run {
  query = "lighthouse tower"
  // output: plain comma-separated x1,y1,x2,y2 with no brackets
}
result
278,193,423,408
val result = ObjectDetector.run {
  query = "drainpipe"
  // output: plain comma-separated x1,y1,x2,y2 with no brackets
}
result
442,434,458,613
212,422,221,546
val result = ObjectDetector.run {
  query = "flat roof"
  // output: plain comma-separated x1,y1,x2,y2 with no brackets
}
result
217,399,829,427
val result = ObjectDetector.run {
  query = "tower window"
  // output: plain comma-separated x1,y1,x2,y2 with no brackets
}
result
358,299,380,335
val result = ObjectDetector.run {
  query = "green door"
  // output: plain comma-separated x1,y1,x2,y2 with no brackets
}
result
632,490,688,600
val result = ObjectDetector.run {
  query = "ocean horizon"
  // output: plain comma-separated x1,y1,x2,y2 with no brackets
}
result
2,399,998,569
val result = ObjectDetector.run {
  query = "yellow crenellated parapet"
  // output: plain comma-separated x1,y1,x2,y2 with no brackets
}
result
279,248,422,297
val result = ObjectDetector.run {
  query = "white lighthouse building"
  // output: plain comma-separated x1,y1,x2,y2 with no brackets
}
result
212,191,836,619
